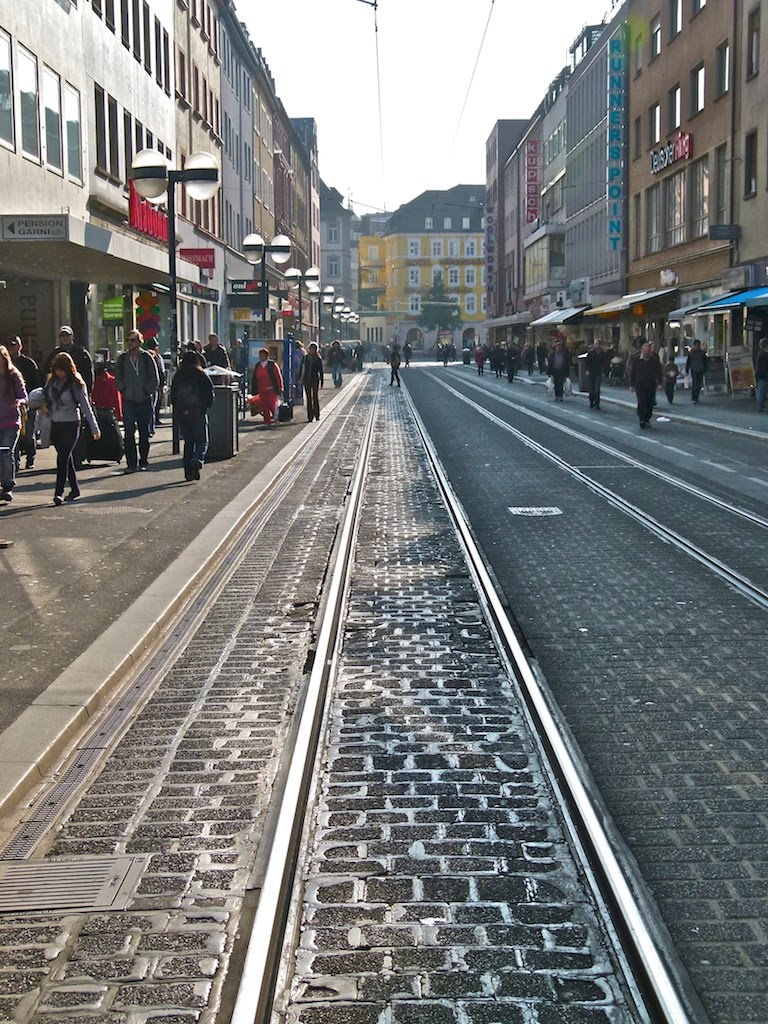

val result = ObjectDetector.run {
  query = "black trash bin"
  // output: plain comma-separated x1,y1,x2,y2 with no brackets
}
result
462,347,471,365
207,383,239,460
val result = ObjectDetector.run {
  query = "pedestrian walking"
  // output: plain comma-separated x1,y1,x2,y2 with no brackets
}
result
301,343,324,421
8,336,40,470
44,352,100,504
584,339,604,410
505,343,519,382
45,325,94,394
547,340,571,401
354,341,365,371
403,342,412,367
630,341,663,428
115,330,159,473
755,338,768,412
327,340,345,387
685,339,707,403
522,342,535,376
142,338,166,428
475,346,486,375
203,332,230,369
491,343,504,378
251,348,283,426
663,357,679,404
389,345,402,387
170,350,215,481
0,345,27,502
536,341,548,374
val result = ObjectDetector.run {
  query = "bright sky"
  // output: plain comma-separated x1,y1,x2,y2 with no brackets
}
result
242,0,616,217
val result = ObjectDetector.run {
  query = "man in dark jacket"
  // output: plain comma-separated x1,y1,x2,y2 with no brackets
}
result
300,343,324,422
547,340,571,401
685,339,707,403
630,341,663,428
203,333,230,369
755,337,768,412
45,325,94,394
584,339,604,410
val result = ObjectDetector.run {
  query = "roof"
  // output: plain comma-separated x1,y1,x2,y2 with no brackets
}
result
585,288,678,316
528,305,589,327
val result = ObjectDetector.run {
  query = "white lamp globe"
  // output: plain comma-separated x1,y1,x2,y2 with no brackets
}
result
243,233,266,264
131,149,170,203
184,151,220,202
270,235,292,265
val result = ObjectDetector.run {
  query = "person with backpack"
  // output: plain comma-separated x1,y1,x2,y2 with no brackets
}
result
389,345,402,387
170,350,216,481
250,348,284,426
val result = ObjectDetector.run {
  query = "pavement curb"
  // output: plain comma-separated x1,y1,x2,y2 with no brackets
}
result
0,378,366,826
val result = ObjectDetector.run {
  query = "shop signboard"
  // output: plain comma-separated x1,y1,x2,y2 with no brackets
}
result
726,346,756,392
102,296,124,325
706,355,726,392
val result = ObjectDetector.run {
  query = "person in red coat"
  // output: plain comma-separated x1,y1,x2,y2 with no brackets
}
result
92,363,123,420
250,348,283,426
474,346,486,375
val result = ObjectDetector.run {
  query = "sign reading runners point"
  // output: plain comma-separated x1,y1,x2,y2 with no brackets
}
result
1,215,69,240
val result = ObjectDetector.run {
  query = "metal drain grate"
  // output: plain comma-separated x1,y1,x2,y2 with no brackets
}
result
508,506,563,516
0,855,148,914
74,505,154,514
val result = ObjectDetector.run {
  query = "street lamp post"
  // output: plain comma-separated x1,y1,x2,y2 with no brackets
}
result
319,286,335,349
283,266,320,415
242,233,293,337
131,149,220,361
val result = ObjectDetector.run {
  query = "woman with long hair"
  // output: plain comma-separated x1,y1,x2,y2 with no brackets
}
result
0,345,28,501
45,352,100,505
169,350,215,481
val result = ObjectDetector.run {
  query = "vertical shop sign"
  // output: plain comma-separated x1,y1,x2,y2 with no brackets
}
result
606,27,627,252
525,141,540,223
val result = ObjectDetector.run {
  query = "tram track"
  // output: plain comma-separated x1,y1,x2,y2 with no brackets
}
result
427,372,768,614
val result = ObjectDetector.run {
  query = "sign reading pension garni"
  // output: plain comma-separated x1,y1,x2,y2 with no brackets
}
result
606,28,627,253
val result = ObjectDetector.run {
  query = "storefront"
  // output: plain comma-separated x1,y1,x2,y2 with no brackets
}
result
580,287,679,354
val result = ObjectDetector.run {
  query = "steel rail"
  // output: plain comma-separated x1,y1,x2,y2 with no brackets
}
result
430,374,768,613
402,383,705,1024
455,373,768,532
229,386,378,1024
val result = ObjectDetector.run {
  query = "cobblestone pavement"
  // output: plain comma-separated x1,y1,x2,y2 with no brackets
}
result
282,387,642,1023
0,388,372,1024
405,368,768,1024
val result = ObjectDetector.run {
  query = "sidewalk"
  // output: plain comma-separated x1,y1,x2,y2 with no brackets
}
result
506,368,768,441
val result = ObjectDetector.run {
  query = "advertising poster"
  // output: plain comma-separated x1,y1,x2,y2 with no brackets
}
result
726,346,756,392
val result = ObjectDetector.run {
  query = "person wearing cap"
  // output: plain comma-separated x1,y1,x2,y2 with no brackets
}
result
115,329,159,471
250,348,283,426
7,337,40,470
45,325,94,394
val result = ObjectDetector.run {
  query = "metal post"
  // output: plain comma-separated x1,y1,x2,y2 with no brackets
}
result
167,176,180,454
261,253,268,333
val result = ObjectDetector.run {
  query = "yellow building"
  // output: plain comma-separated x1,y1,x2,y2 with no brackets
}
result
358,186,487,352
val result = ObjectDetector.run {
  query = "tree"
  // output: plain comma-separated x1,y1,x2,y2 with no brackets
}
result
417,274,463,338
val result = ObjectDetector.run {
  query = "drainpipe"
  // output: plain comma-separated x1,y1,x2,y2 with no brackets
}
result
729,0,738,268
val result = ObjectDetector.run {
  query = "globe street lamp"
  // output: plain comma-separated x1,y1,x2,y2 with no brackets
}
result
131,149,219,360
242,233,292,335
319,286,335,348
282,266,320,416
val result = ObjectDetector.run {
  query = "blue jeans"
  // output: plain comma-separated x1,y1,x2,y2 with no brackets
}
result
0,426,20,492
332,364,343,387
179,414,208,475
757,378,768,411
123,398,154,468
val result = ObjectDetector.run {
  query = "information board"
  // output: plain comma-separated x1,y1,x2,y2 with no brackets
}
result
726,346,756,392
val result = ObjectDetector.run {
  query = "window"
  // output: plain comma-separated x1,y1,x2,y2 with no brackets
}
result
448,239,459,257
105,0,115,30
633,116,641,159
634,33,643,75
0,29,13,149
465,267,476,287
143,2,151,73
424,217,433,229
409,295,421,314
747,7,760,78
465,294,477,314
714,144,727,224
92,0,102,15
408,267,420,286
670,0,682,37
154,17,162,85
647,184,661,252
132,0,141,61
18,47,40,161
108,93,119,178
431,239,443,257
691,63,705,114
664,169,686,245
462,217,470,229
177,48,187,100
745,129,758,196
669,85,681,130
328,224,339,243
328,257,339,277
650,15,662,60
121,0,130,47
123,110,132,184
432,268,442,285
64,85,82,181
443,217,451,229
408,239,419,256
716,42,730,96
448,266,459,286
465,239,477,257
690,157,709,238
692,0,706,12
633,193,641,258
162,30,170,95
42,67,62,171
94,84,107,170
649,102,661,144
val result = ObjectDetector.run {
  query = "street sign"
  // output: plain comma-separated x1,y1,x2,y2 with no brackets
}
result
180,247,215,268
2,215,69,240
228,280,267,310
708,224,740,241
102,296,125,325
229,280,264,293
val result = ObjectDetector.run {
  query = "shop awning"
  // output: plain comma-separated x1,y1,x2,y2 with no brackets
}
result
666,301,712,321
483,311,532,328
585,287,678,316
528,305,589,327
697,287,768,311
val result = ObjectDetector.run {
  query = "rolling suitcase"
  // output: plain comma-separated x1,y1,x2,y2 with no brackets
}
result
88,408,124,463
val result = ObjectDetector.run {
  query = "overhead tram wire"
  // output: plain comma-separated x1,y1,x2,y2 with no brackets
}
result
356,0,387,213
450,0,496,155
